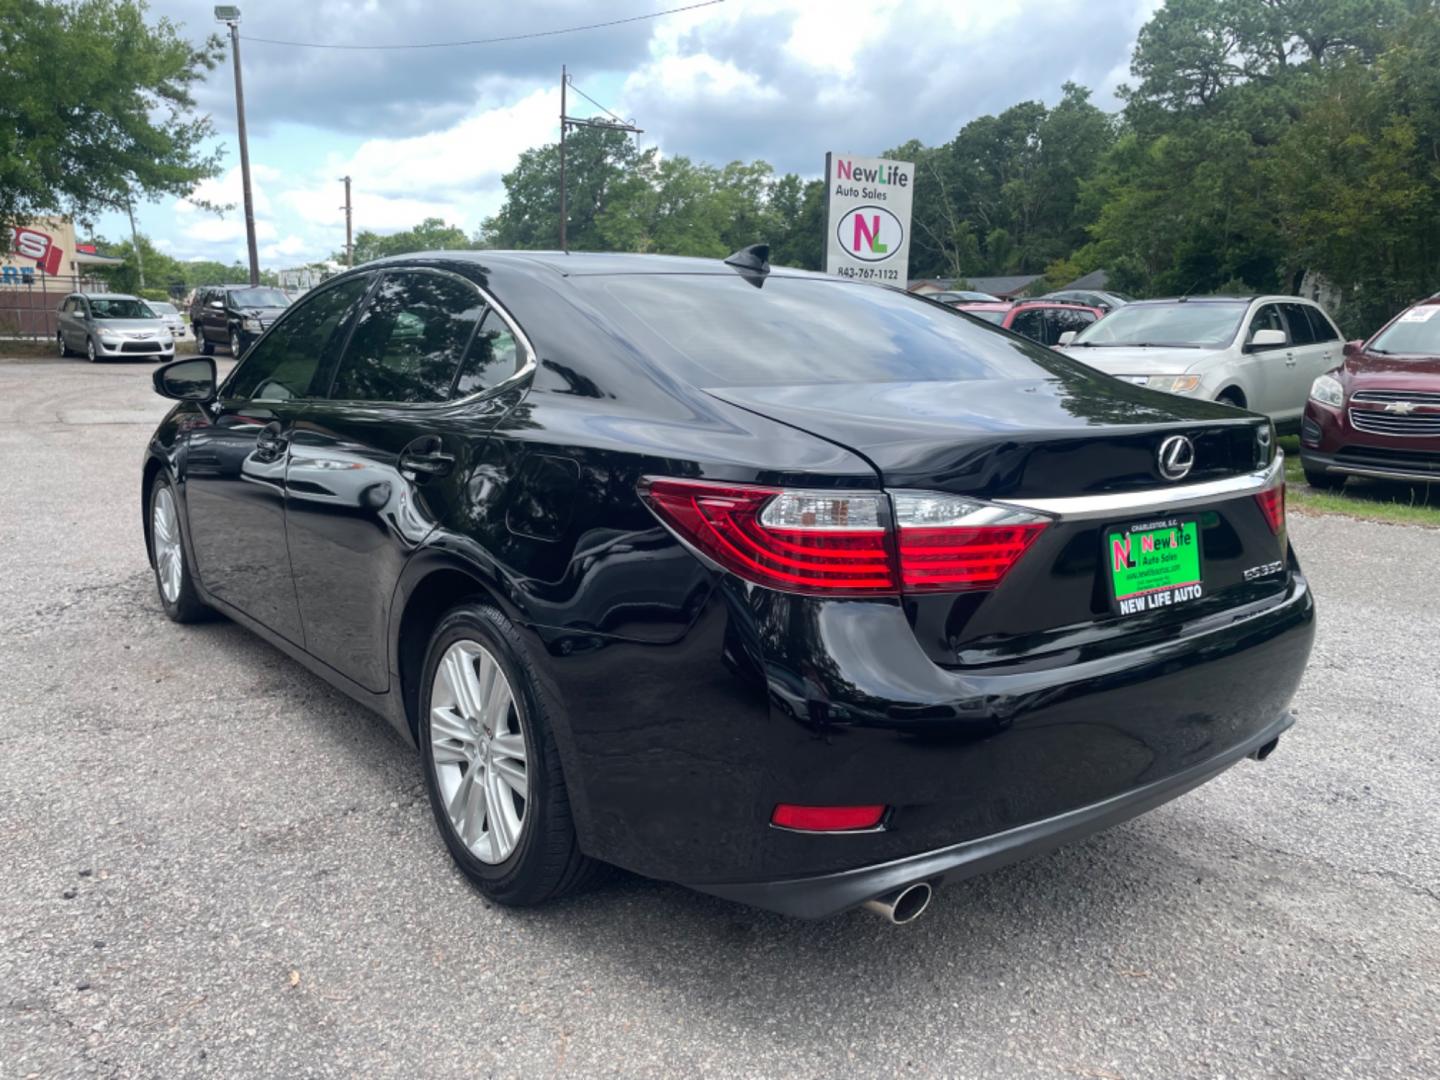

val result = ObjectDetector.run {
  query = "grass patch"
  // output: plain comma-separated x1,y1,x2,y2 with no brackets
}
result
1280,434,1440,528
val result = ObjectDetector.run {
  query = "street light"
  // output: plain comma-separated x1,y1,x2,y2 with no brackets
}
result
216,6,260,286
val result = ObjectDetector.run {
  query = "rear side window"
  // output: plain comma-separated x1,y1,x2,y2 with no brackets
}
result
1281,303,1317,345
226,276,371,402
329,271,486,404
575,275,1067,386
453,310,522,397
1304,305,1339,342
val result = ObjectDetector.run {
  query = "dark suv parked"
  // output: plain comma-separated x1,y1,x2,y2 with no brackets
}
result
190,284,291,357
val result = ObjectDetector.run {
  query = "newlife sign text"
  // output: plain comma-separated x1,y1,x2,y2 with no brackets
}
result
823,152,914,283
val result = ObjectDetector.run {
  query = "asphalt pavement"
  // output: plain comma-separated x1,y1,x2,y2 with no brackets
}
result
1,354,1437,1079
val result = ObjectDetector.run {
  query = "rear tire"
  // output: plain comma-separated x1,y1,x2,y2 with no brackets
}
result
419,603,598,907
148,476,210,623
1304,467,1344,491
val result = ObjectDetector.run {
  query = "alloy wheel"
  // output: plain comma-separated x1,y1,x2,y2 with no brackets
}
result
87,338,97,363
56,332,65,356
151,486,183,604
230,331,242,356
429,640,529,864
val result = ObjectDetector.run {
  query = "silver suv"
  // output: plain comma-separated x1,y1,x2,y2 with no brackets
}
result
56,293,175,363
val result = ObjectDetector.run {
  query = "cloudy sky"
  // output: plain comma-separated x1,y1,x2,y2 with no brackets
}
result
99,0,1162,268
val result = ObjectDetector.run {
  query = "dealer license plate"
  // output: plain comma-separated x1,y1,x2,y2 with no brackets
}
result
1106,517,1204,616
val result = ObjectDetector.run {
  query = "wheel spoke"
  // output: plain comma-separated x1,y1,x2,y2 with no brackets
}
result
448,765,477,836
491,732,526,764
492,756,527,798
442,648,485,721
481,669,512,730
430,737,471,766
430,707,474,749
485,766,517,855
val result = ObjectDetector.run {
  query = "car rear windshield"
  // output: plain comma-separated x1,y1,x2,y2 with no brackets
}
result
228,288,290,309
88,298,154,319
1072,301,1247,348
1369,307,1440,355
575,274,1068,386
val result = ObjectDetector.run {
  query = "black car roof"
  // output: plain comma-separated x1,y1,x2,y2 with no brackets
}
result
364,249,823,279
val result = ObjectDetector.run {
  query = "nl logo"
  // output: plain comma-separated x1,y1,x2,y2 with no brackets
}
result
835,205,903,263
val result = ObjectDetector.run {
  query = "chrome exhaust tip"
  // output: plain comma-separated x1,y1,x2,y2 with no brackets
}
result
862,881,933,925
1249,736,1280,762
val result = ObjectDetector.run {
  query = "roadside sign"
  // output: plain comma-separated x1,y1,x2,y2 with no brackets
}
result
823,152,914,284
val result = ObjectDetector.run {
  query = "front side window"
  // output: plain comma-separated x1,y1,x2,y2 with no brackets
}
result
1247,304,1286,349
1049,307,1098,343
329,271,487,404
225,275,372,402
1008,308,1048,344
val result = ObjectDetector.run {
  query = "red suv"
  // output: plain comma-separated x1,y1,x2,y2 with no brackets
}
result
952,300,1103,347
1300,295,1440,488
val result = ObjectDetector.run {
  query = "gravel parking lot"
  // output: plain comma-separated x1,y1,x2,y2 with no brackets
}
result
2,355,1437,1079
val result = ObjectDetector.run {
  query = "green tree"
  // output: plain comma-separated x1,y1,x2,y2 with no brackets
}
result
0,0,225,246
341,216,475,265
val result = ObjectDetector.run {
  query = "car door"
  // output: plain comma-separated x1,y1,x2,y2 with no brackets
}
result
1238,302,1289,415
283,268,524,692
180,275,374,644
1280,302,1330,417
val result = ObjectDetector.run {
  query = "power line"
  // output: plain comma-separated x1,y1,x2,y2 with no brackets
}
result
241,0,723,50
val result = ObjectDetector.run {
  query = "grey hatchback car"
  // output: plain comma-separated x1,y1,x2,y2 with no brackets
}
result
57,293,175,362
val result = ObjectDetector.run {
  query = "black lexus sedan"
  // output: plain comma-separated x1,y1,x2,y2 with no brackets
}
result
141,248,1313,923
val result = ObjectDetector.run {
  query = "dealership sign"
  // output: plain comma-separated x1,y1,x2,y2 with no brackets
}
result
10,226,64,277
823,153,914,283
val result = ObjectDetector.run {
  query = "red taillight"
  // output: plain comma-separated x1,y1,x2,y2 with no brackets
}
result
898,524,1049,592
771,804,886,831
639,478,896,595
1255,482,1286,535
639,479,1051,597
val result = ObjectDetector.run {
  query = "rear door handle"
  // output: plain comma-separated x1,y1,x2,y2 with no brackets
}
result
400,436,455,478
256,421,289,459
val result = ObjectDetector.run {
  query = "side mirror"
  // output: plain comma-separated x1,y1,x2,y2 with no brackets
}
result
208,300,224,310
1342,339,1364,357
1057,330,1078,346
153,357,217,402
1248,328,1286,350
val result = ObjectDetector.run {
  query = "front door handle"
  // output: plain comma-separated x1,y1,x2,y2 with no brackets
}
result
1284,351,1297,367
400,435,455,478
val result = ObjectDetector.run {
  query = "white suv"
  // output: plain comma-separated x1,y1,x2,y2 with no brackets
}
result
1059,295,1345,427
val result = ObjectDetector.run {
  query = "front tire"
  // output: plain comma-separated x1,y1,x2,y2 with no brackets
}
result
86,337,98,363
230,329,243,357
148,477,209,623
419,603,596,907
57,331,71,357
1304,467,1344,491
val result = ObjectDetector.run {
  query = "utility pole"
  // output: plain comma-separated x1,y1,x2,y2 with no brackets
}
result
217,6,260,286
339,175,353,267
557,66,642,254
558,66,567,252
124,194,145,289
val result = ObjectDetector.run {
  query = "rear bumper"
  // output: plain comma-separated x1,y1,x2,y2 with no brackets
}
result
697,710,1293,919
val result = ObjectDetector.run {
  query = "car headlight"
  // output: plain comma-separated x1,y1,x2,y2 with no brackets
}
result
243,317,263,331
1125,374,1202,394
1310,373,1344,408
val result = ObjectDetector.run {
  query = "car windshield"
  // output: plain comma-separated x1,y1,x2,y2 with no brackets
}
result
88,298,155,319
1071,301,1246,347
227,288,290,309
1369,307,1440,355
576,274,1073,386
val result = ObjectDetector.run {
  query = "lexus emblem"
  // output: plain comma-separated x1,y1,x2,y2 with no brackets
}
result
1384,401,1417,415
1157,435,1196,481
